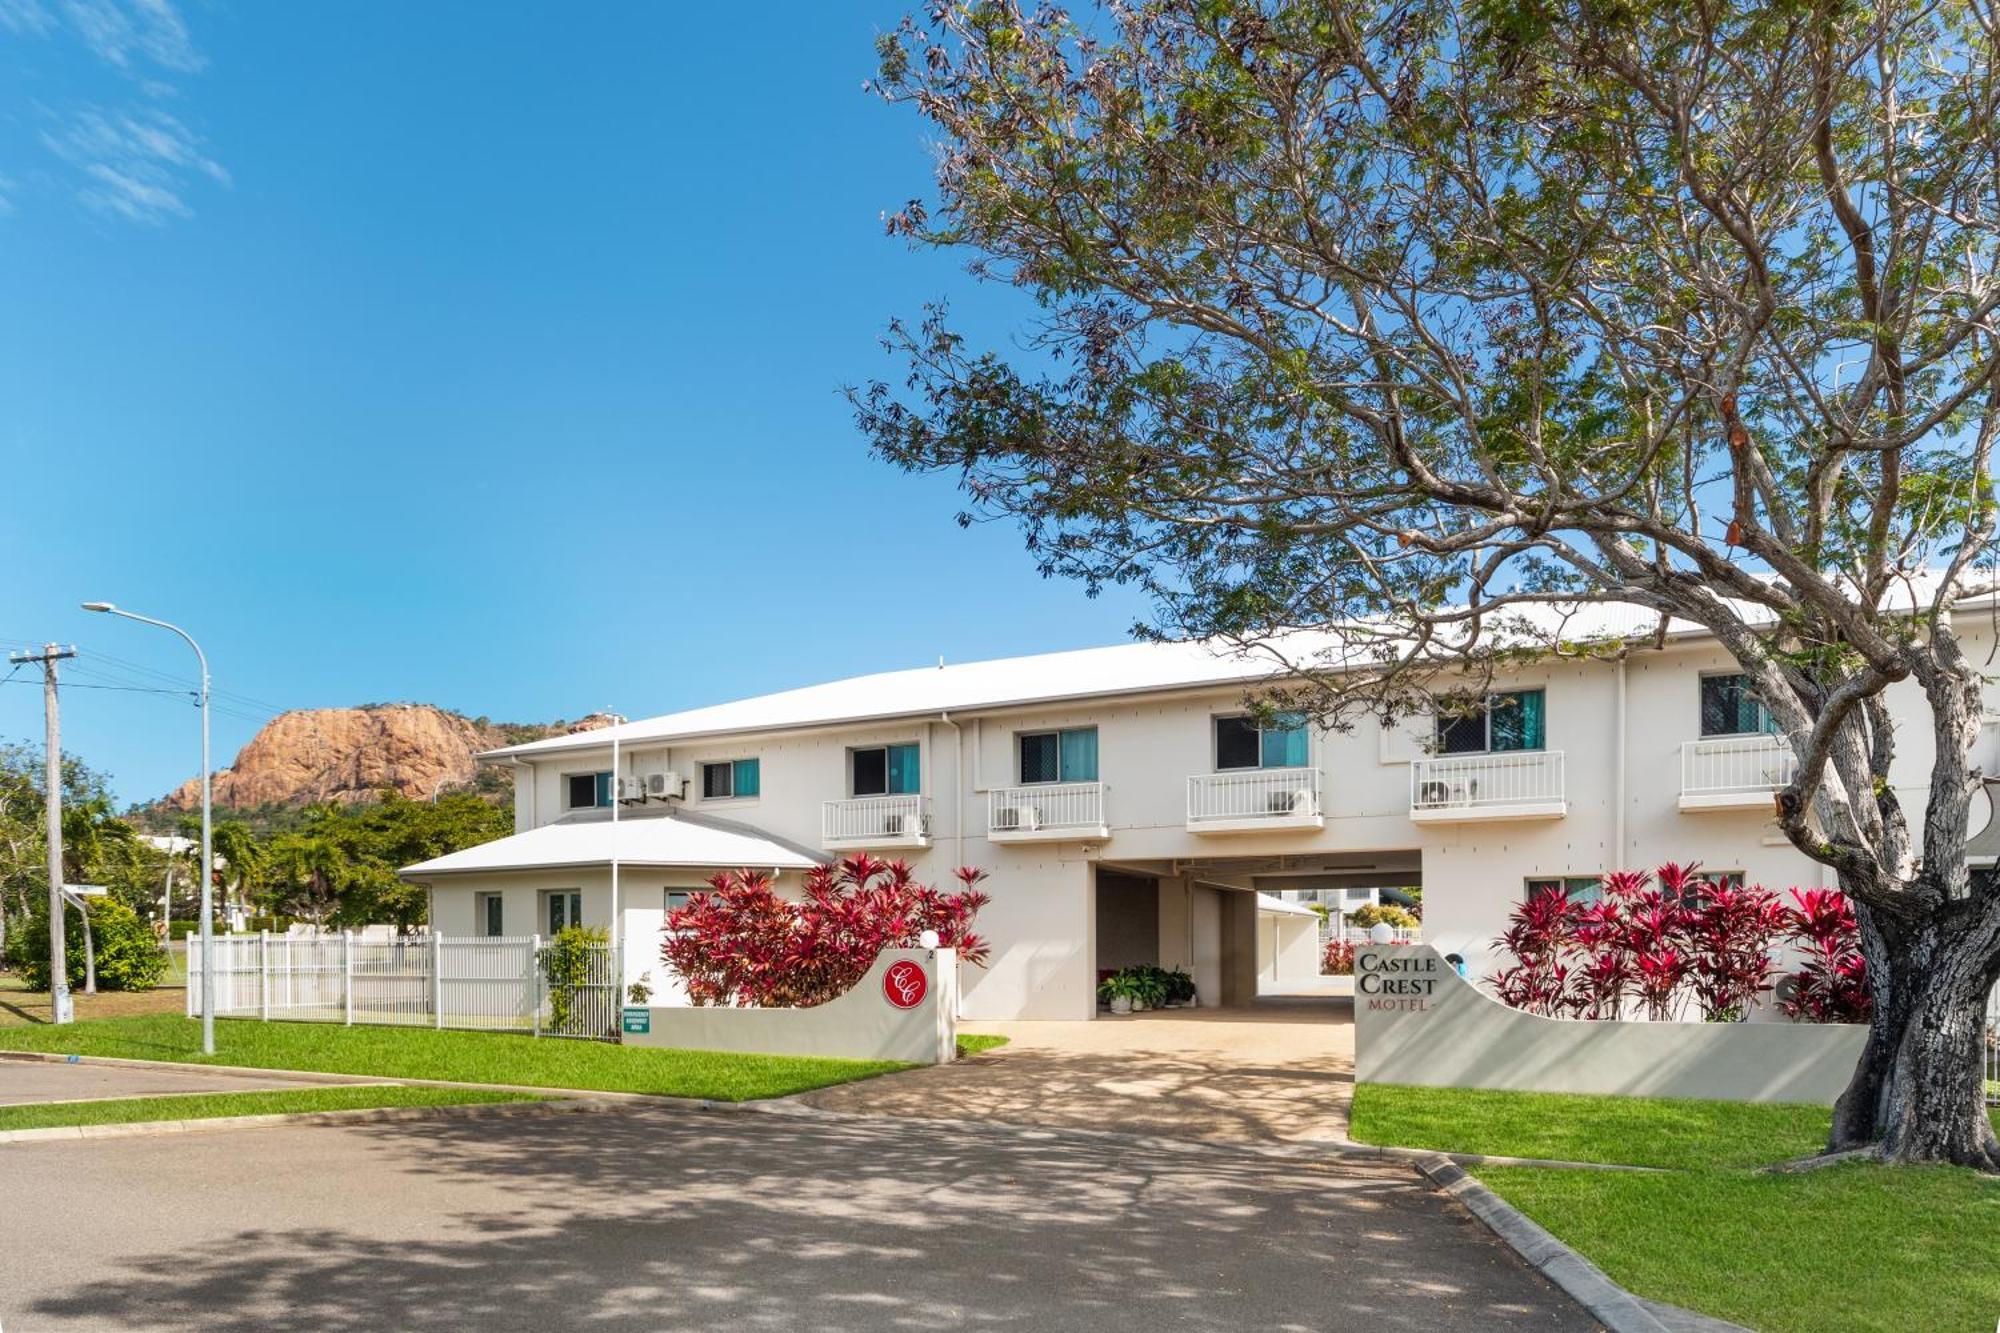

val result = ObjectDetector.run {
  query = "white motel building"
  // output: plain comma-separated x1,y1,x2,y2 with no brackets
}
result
402,597,2000,1021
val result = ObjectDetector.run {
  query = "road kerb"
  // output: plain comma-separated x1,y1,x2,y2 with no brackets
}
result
0,1095,635,1146
1414,1152,1748,1333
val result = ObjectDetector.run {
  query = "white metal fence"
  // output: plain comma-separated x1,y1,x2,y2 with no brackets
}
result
821,794,930,846
1681,735,1797,798
1987,986,1999,1108
987,782,1108,837
1411,751,1566,813
187,932,620,1040
1186,768,1321,826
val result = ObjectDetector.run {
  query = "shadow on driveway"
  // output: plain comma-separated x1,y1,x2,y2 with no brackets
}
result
3,1103,1591,1332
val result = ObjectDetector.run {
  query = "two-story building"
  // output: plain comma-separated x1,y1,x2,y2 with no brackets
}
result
400,601,1998,1021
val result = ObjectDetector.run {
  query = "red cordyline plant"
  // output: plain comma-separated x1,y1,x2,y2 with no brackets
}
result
1492,862,1790,1021
1685,881,1787,1022
661,855,991,1008
1496,860,1864,1016
1491,887,1583,1017
1322,938,1355,976
1780,887,1872,1024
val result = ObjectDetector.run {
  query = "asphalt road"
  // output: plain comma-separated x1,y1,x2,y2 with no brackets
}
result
0,1104,1598,1332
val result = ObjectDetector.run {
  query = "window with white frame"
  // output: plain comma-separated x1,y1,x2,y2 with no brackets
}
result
850,743,920,797
541,889,583,934
1699,673,1778,737
701,758,761,800
1019,727,1098,783
1214,714,1309,771
564,771,612,810
1525,875,1604,906
1437,689,1546,754
475,892,503,938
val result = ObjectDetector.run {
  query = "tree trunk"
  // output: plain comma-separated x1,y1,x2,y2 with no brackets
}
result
1833,903,2000,1169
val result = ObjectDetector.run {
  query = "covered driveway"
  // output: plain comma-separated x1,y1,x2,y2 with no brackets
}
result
800,994,1355,1144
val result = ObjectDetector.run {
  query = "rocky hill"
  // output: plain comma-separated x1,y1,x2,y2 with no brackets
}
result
156,705,612,813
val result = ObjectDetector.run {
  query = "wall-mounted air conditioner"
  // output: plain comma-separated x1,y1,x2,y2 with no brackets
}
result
616,776,648,802
644,771,686,799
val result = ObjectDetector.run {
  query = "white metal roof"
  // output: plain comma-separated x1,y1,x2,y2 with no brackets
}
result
1256,892,1321,919
398,812,821,878
483,578,1993,762
481,604,1672,760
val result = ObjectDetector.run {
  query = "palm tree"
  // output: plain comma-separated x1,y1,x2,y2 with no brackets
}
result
208,822,264,930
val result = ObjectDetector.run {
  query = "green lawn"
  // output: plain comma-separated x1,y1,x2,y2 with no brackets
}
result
0,1015,913,1101
956,1033,1010,1056
0,1085,542,1133
1357,1082,2000,1332
1481,1162,2000,1333
1350,1082,1831,1169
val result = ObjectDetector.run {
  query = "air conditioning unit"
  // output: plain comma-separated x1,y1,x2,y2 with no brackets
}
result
1267,789,1316,817
1417,780,1453,807
992,806,1020,832
644,771,685,799
998,805,1041,832
884,812,927,839
616,776,648,802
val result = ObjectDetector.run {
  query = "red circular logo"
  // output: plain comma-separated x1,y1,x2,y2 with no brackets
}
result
883,960,928,1009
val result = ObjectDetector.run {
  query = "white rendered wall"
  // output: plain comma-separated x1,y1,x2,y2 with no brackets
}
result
458,619,1997,1017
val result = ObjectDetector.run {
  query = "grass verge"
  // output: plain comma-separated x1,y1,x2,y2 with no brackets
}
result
1350,1082,1830,1169
1480,1161,2000,1333
1356,1082,2000,1332
0,1085,542,1133
956,1034,1010,1057
0,1015,912,1101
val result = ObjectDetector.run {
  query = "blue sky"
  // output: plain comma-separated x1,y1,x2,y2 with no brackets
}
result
0,2,1150,804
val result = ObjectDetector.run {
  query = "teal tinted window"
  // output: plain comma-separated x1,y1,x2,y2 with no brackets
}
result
1488,690,1546,752
1260,714,1309,768
1058,728,1098,781
732,758,760,797
886,743,921,795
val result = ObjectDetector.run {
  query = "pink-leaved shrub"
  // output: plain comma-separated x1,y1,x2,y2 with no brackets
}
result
1491,863,1849,1022
662,854,990,1007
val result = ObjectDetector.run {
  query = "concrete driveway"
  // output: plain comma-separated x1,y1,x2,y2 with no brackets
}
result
0,1101,1593,1332
802,995,1356,1144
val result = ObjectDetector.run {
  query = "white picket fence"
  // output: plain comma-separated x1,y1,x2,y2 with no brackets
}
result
186,932,620,1040
1987,986,1999,1108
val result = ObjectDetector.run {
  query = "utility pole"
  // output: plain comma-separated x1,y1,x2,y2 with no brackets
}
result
10,644,77,1024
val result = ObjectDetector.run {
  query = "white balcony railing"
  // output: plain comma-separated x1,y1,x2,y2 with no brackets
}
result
987,782,1108,842
1680,735,1795,809
1410,751,1566,821
821,794,930,848
1186,768,1322,832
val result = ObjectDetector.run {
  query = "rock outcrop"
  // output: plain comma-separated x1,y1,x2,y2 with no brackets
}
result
158,705,613,811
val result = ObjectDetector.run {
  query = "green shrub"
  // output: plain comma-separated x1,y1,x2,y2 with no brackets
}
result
542,925,608,1033
1349,903,1420,930
1095,964,1196,1010
4,899,169,992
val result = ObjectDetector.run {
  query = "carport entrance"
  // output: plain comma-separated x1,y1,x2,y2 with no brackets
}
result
800,993,1356,1145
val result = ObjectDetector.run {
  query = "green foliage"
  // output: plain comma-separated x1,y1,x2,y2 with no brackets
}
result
1348,903,1420,931
542,924,608,1033
3,898,167,992
1096,964,1195,1009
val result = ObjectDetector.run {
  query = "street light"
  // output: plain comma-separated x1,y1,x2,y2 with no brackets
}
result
82,602,216,1055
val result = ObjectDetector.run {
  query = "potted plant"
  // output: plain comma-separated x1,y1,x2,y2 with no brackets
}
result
1096,972,1137,1014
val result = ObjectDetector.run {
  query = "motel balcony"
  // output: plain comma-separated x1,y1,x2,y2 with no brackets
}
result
821,794,932,851
1678,735,1795,812
987,782,1110,844
1186,768,1324,835
1409,751,1567,823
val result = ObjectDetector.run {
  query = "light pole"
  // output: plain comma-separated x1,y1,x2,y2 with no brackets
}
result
82,603,216,1055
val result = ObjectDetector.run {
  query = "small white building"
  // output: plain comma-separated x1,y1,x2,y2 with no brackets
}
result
401,599,1999,1020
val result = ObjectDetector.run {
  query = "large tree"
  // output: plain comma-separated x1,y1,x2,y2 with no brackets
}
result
856,0,2000,1165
